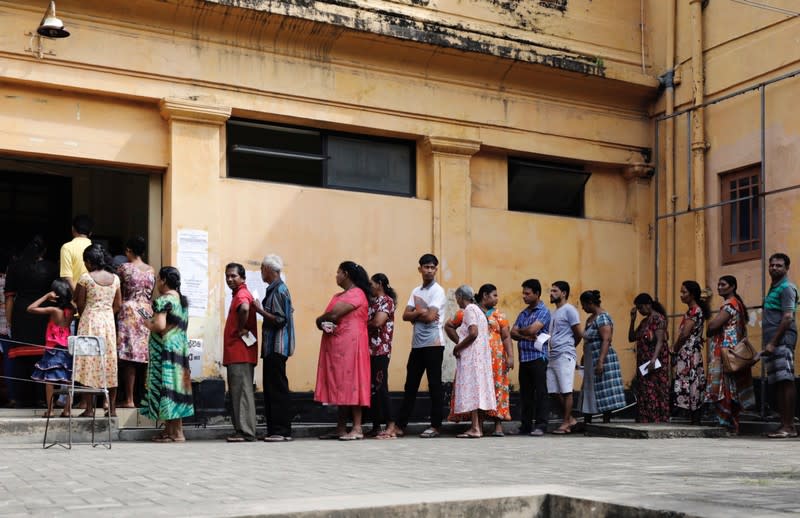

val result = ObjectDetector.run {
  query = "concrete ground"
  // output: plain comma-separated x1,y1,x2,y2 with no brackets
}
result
0,428,798,517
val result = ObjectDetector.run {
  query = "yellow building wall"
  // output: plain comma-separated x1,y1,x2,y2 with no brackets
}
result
0,1,661,391
215,179,432,392
651,1,800,374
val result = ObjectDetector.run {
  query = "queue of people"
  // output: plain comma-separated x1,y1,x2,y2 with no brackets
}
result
299,252,796,439
0,217,796,442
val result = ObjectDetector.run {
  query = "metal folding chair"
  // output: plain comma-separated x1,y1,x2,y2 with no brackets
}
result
43,335,112,449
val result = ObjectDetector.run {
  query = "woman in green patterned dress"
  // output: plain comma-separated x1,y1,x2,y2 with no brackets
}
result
140,266,194,442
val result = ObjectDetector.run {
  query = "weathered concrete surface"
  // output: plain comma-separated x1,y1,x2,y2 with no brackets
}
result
0,432,798,517
585,423,729,439
200,0,654,81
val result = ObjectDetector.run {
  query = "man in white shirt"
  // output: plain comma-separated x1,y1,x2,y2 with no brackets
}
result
382,254,446,439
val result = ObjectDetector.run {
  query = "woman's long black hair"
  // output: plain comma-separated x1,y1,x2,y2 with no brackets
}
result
159,266,189,309
720,274,747,319
83,243,115,273
633,292,667,318
339,261,371,302
682,280,711,320
370,273,397,303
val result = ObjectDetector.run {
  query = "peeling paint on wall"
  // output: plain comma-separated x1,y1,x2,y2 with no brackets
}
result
202,0,606,77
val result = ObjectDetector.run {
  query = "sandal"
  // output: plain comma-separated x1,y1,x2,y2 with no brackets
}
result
339,432,364,441
375,431,397,440
153,436,186,443
767,429,798,438
264,435,293,442
490,431,505,437
226,434,246,443
419,428,440,438
456,432,481,439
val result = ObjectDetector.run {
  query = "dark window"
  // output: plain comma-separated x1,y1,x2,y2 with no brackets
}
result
227,119,415,196
507,159,590,217
721,165,761,264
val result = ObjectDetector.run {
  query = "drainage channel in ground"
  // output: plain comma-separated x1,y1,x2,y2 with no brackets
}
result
264,494,698,518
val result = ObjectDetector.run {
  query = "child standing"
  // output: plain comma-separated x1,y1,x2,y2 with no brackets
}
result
29,279,75,418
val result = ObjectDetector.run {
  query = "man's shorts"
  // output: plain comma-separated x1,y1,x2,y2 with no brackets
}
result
765,344,795,384
547,355,576,394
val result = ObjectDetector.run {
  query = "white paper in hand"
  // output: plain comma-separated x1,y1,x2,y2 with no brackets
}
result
534,332,551,352
638,358,662,376
242,331,257,347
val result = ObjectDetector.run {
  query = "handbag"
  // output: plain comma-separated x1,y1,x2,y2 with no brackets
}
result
722,338,758,373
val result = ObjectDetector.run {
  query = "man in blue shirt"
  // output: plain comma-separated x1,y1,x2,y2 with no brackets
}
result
510,279,552,436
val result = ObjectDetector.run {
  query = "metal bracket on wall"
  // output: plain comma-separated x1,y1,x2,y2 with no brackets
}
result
24,32,56,59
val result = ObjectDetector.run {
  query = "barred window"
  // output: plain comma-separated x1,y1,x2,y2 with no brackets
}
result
720,165,761,264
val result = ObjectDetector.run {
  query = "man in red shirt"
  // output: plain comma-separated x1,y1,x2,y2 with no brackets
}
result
223,263,258,442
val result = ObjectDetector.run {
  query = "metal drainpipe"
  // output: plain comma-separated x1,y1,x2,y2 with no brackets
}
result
689,0,707,289
665,0,677,331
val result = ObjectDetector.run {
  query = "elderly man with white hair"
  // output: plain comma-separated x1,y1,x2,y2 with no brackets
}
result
252,254,296,442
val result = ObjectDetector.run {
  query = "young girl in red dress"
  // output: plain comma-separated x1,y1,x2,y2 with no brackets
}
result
29,279,75,418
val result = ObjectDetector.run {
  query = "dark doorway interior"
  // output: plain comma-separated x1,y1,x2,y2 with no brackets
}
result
0,171,71,263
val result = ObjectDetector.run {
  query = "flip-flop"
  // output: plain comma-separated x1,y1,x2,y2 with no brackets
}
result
767,430,798,438
339,433,363,441
491,431,505,437
420,428,440,438
264,435,293,442
551,428,570,435
318,432,341,440
375,432,397,440
226,435,246,443
456,433,481,439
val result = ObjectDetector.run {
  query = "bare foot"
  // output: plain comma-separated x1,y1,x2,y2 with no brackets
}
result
117,402,137,409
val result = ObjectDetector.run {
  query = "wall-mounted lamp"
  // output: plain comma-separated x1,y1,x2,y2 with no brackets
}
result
26,1,70,59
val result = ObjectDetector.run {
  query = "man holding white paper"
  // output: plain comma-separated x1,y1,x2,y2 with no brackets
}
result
510,279,551,436
223,263,258,442
547,281,583,435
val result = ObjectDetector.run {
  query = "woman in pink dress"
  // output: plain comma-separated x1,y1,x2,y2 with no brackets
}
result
314,261,372,441
448,285,496,438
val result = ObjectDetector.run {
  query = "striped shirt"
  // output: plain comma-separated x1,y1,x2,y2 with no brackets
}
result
513,301,552,363
261,280,295,357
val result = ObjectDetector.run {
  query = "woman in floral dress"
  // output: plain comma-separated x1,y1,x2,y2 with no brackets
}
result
447,284,512,436
705,275,755,433
74,244,121,417
672,281,708,424
116,236,154,408
629,293,670,423
446,285,495,438
367,273,396,437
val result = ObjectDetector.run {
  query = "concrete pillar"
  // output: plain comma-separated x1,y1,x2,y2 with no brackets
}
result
159,97,231,377
423,136,481,286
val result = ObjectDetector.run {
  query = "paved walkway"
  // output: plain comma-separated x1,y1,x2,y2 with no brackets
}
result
0,432,798,517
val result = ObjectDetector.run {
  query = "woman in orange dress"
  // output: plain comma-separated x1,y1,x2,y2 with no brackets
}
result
314,261,372,441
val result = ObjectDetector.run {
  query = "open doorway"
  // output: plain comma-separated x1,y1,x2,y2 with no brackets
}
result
0,157,161,267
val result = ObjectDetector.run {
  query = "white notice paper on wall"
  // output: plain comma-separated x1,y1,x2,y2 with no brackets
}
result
188,338,203,379
177,229,209,318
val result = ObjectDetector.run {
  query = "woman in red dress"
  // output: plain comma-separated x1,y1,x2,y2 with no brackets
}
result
314,261,372,440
